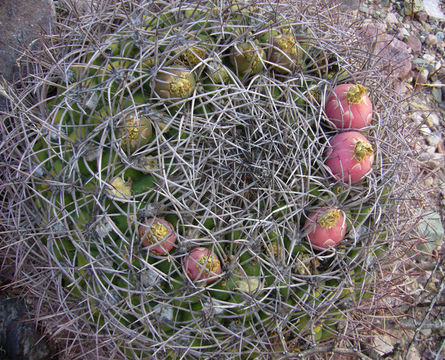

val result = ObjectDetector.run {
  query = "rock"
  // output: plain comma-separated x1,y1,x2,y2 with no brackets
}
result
425,113,440,127
426,134,442,147
415,11,429,22
426,34,438,46
386,12,399,25
0,0,55,82
406,34,422,53
404,0,424,17
416,212,444,253
418,152,445,169
437,32,445,45
359,5,369,13
410,113,423,125
359,23,412,79
420,124,431,135
432,82,443,103
418,68,429,83
423,0,445,20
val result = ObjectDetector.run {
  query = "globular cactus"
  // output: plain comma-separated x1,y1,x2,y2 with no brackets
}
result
1,0,420,359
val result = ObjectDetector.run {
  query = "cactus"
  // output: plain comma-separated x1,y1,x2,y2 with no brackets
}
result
1,0,421,359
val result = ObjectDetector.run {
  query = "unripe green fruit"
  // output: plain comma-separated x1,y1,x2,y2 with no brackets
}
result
117,113,153,154
230,41,265,77
154,67,196,99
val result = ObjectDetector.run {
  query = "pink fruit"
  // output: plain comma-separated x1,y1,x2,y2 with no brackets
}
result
304,207,347,249
324,84,372,129
325,131,374,184
183,247,222,283
139,217,176,255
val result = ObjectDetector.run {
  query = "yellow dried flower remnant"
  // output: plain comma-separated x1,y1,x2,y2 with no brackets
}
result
119,114,153,153
318,208,342,229
154,67,196,99
197,253,221,276
139,218,176,255
109,177,131,198
354,140,374,162
346,84,367,104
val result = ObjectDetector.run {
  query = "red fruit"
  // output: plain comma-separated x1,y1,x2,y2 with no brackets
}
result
304,207,347,249
325,131,374,184
324,84,372,129
139,217,176,255
183,247,222,283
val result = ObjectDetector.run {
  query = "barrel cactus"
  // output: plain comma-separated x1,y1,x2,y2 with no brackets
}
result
1,0,419,359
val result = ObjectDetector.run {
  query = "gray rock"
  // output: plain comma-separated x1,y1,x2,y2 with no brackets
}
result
426,134,442,147
418,152,445,169
0,0,55,82
359,23,412,79
386,12,399,25
437,32,445,44
404,0,424,17
416,212,444,252
426,34,438,46
423,0,445,20
432,83,443,103
425,113,440,127
406,34,422,53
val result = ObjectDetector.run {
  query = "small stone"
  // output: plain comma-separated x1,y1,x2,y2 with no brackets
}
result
410,113,423,125
423,53,435,63
360,5,369,13
404,0,424,16
425,113,440,127
415,11,429,22
398,27,410,39
418,152,445,169
437,32,445,44
386,12,399,25
423,0,445,20
420,124,432,135
418,68,429,83
426,134,442,147
432,83,443,103
416,212,444,252
406,35,422,53
426,34,438,46
381,0,390,6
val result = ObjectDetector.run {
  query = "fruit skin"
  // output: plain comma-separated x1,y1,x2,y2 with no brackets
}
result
154,67,196,99
325,131,374,184
304,207,347,249
324,84,372,129
230,41,265,77
138,218,176,255
183,247,222,284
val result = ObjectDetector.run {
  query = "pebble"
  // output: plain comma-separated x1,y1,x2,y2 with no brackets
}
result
426,113,440,127
437,32,445,44
416,212,444,252
410,113,423,125
360,5,369,13
431,81,443,103
420,124,432,135
404,0,424,17
386,12,399,25
418,152,445,169
426,34,438,46
426,134,442,147
406,34,422,53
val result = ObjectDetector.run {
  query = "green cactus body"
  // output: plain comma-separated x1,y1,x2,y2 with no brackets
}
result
13,1,409,358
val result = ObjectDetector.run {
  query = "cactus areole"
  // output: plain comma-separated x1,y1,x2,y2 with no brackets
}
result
305,207,347,249
139,218,176,255
324,84,373,129
325,131,375,184
183,247,222,283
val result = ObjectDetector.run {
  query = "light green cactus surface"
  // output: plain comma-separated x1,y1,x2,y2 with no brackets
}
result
3,0,417,359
